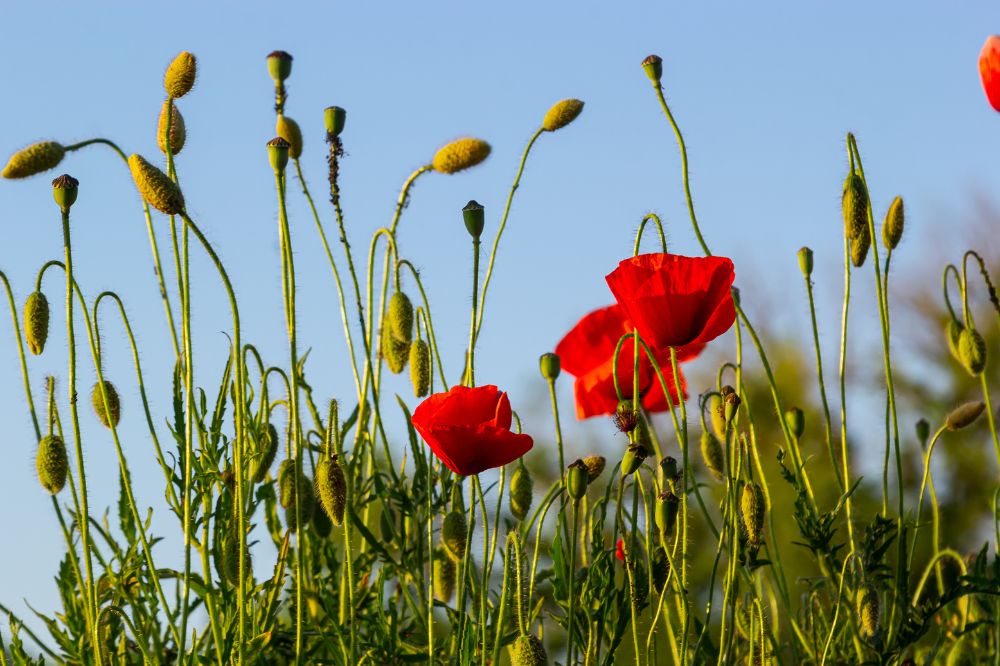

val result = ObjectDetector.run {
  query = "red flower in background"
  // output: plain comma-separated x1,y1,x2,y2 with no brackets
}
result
605,253,736,351
555,304,701,419
615,538,626,562
980,36,1000,112
411,385,533,476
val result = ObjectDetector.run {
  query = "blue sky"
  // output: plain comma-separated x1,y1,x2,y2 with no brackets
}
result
0,1,998,640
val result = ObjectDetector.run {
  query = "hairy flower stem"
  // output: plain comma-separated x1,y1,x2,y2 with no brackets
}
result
566,498,581,665
961,252,1000,468
803,270,840,490
466,236,480,387
909,426,947,572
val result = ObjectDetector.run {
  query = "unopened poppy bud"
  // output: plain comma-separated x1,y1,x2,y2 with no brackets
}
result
882,196,904,250
641,54,663,84
784,407,805,439
659,456,678,482
36,434,67,495
252,423,279,483
542,98,584,132
798,246,814,277
462,199,485,239
218,536,241,585
316,455,347,526
740,482,765,547
915,418,930,444
651,546,670,594
442,510,468,562
945,401,986,431
380,324,409,374
91,380,121,428
433,547,456,601
710,393,727,441
278,460,296,509
51,174,78,212
432,137,491,174
324,106,346,137
724,391,741,424
388,291,414,343
621,442,648,476
267,50,293,83
267,137,290,173
2,141,66,179
655,491,679,537
842,172,869,240
509,462,533,521
946,319,964,362
128,154,184,215
850,230,871,268
164,51,197,98
157,100,186,155
958,328,987,375
539,352,560,381
566,460,588,500
509,634,547,666
700,430,725,481
409,339,431,397
24,291,49,355
614,401,639,433
582,455,606,482
284,473,314,533
276,115,303,159
856,586,880,639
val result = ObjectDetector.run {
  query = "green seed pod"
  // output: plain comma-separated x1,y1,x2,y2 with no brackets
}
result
312,495,332,538
324,106,347,137
315,455,347,527
51,174,78,212
431,137,491,174
709,393,727,441
700,429,725,481
128,154,184,215
284,473,315,533
509,463,533,521
797,246,814,278
509,634,548,666
164,51,197,99
266,136,290,173
946,319,964,362
613,401,639,433
566,459,589,501
2,141,65,179
433,547,456,602
958,328,987,375
882,196,904,250
381,324,409,374
850,228,871,268
946,635,977,666
23,291,49,356
267,50,293,83
945,401,986,431
157,100,186,155
251,423,279,483
542,98,584,132
276,115,303,159
856,586,880,639
620,443,648,476
91,380,121,428
582,455,606,483
462,199,485,239
915,418,930,444
442,510,468,562
784,407,805,439
641,54,663,84
659,456,679,484
655,491,680,537
842,172,869,240
278,459,296,508
409,339,431,398
539,352,561,380
36,434,68,495
741,482,765,547
388,292,414,344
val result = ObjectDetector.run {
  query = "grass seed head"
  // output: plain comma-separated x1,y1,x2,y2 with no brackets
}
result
128,154,185,215
36,434,68,495
542,98,584,132
24,291,49,355
432,137,491,174
91,380,121,428
158,100,186,155
164,51,197,99
409,339,431,398
2,141,65,179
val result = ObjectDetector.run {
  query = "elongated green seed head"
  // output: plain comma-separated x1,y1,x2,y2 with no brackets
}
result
882,196,904,250
276,115,303,159
24,291,49,355
2,141,65,179
409,339,430,397
251,423,279,483
128,154,184,215
510,634,548,666
164,51,197,98
442,510,468,562
157,100,186,155
509,463,533,521
958,328,987,375
842,172,869,240
91,380,121,428
432,137,491,174
741,482,765,546
700,430,725,481
36,435,68,495
433,547,456,601
542,98,584,132
316,455,347,526
946,401,986,431
857,586,880,639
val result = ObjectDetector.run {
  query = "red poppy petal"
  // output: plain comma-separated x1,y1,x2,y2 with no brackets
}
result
424,425,533,476
555,305,631,377
493,392,513,430
641,364,687,412
416,385,502,428
980,35,1000,112
573,373,621,419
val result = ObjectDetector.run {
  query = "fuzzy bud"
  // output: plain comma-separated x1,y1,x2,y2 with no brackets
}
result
850,229,871,268
842,172,869,240
23,291,49,356
784,407,805,439
380,324,409,374
388,291,414,344
278,460,296,509
442,510,468,562
857,586,880,639
462,199,485,239
958,328,987,375
284,472,315,533
510,634,547,666
651,546,670,594
542,98,584,132
164,51,197,99
252,423,279,483
655,491,680,537
36,434,68,495
276,116,303,159
409,339,431,398
509,462,533,521
267,50,293,83
566,459,589,501
700,430,725,481
740,482,765,547
267,137,290,173
641,54,663,84
2,141,65,179
316,455,347,526
659,456,678,483
945,401,986,431
51,174,78,212
797,246,814,277
882,196,904,250
621,442,648,476
724,390,741,424
582,455,606,482
128,154,184,215
539,352,561,381
91,380,121,428
915,418,930,444
710,391,729,441
433,547,456,602
946,319,964,362
158,100,186,155
432,137,491,174
613,401,639,433
324,106,346,137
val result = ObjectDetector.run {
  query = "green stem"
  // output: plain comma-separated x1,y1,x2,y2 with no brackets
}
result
567,498,581,665
467,236,481,387
803,270,840,490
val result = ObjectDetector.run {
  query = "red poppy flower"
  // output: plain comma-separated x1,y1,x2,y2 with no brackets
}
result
411,385,533,476
980,35,1000,112
555,304,701,419
615,537,626,562
605,253,736,351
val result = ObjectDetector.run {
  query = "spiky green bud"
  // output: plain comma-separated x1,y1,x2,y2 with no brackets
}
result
158,100,186,155
882,196,904,250
381,324,409,374
432,137,491,174
958,327,987,375
709,393,727,441
700,429,725,481
278,459,296,508
128,154,184,215
857,586,880,640
741,482,765,547
784,407,805,439
851,228,871,267
409,339,431,397
388,291,414,344
946,319,964,362
509,463,533,521
251,423,279,483
2,141,65,179
442,510,468,562
433,547,456,602
312,496,332,538
91,380,121,428
542,98,584,132
164,51,197,99
509,634,547,666
315,455,347,527
284,473,315,533
842,172,869,240
36,435,67,495
24,291,49,356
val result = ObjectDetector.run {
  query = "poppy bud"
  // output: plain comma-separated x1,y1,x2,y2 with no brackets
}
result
164,51,197,99
651,546,670,594
856,586,880,639
614,401,639,433
284,473,315,533
251,423,279,483
91,380,121,428
278,460,296,508
542,98,584,132
2,141,65,179
700,429,725,481
538,352,560,381
432,137,491,174
621,442,648,476
740,482,765,547
266,50,293,83
659,456,678,484
462,199,485,239
158,100,186,155
433,547,456,602
509,634,547,666
388,291,414,344
655,491,679,537
128,154,184,215
784,407,805,439
324,106,346,137
509,462,533,521
797,246,814,278
380,324,409,374
218,535,241,585
710,393,727,441
958,327,987,375
51,174,78,212
566,459,589,501
409,339,431,398
944,319,963,362
724,391,741,424
915,418,930,444
24,291,49,355
641,54,663,84
582,455,606,482
945,401,986,431
980,35,1000,112
267,137,290,173
316,454,347,526
882,196,904,250
36,434,67,495
842,172,869,241
442,510,468,562
276,115,303,159
850,230,871,268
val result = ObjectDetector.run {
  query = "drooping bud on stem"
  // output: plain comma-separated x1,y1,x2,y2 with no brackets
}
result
842,172,869,241
24,291,49,355
433,547,456,602
741,481,765,547
945,401,986,431
91,380,121,428
276,116,303,159
856,586,880,640
700,429,725,480
316,454,347,526
409,339,431,397
958,327,987,375
388,292,415,344
158,100,187,155
946,318,964,362
509,634,547,666
251,423,279,483
128,154,184,215
882,196,904,250
36,435,68,495
432,137,491,174
2,141,65,179
442,510,468,562
784,407,805,439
